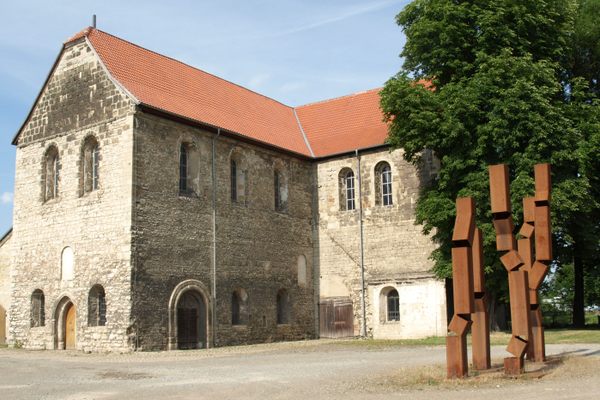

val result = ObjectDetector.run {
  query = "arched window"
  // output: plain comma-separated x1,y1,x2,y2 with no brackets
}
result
30,289,45,327
338,168,356,211
231,289,248,326
43,145,59,201
81,136,99,194
375,161,393,206
230,159,238,202
297,255,307,287
274,170,282,210
386,289,400,322
276,288,290,324
61,246,74,281
88,285,106,326
273,168,288,212
179,143,189,194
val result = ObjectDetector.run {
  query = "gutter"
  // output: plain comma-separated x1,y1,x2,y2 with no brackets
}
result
211,128,221,347
355,149,367,337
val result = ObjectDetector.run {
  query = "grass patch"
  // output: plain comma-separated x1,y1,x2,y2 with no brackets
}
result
331,327,600,348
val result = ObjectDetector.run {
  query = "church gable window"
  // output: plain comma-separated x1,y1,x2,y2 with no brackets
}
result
42,145,59,201
80,136,100,194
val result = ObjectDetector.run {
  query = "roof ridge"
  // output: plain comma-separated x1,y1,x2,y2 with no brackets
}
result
85,27,294,109
292,108,315,158
295,87,382,109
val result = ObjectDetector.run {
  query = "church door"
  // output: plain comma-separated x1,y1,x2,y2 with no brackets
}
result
177,291,206,349
65,304,76,350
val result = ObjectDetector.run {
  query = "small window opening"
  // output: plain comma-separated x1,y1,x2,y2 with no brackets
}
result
30,289,45,327
387,289,400,321
88,285,107,327
276,288,290,324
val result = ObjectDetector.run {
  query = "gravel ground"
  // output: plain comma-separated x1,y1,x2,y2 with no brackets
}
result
0,340,599,399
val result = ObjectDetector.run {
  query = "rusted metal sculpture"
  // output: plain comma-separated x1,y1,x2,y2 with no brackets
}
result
447,197,475,378
471,227,491,370
528,164,552,362
489,164,531,375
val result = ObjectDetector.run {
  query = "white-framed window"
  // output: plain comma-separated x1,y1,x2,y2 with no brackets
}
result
339,168,356,211
375,161,393,206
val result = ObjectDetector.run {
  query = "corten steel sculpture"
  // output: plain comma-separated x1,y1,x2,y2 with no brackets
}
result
489,164,531,375
526,164,552,362
446,197,475,378
471,227,491,370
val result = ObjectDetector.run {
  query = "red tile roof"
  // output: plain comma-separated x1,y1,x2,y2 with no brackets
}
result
62,28,390,158
296,89,388,157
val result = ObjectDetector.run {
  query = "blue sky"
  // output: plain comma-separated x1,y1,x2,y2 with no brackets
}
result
0,0,409,234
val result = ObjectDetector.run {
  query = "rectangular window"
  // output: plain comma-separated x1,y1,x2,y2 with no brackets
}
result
274,171,281,210
231,160,237,202
92,146,99,190
346,174,355,210
382,169,392,206
179,145,188,193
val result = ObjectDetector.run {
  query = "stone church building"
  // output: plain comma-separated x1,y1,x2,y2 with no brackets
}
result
0,27,446,351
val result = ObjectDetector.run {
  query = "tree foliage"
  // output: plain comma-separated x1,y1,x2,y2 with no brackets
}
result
381,0,600,315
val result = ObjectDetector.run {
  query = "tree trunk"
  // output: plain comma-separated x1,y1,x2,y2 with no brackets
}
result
573,247,586,327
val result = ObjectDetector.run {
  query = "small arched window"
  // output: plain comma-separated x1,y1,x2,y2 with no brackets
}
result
43,145,59,201
179,143,189,194
61,246,74,281
231,159,238,202
375,161,393,206
274,169,288,211
81,136,100,194
276,288,290,324
297,255,307,287
338,168,356,211
387,289,400,321
88,285,106,326
231,289,249,326
30,289,45,327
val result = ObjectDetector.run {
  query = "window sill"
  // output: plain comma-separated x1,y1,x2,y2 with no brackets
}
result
178,192,198,199
232,324,248,329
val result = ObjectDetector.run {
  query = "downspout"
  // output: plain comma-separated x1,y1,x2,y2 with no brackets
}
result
356,149,367,337
211,128,221,347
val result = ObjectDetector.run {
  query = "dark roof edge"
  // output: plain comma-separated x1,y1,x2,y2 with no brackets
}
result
0,228,12,246
137,104,314,161
314,144,390,161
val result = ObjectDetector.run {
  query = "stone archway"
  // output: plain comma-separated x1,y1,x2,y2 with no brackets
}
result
54,296,76,350
168,280,211,350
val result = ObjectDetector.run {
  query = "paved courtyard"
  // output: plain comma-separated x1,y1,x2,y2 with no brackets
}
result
1,340,599,399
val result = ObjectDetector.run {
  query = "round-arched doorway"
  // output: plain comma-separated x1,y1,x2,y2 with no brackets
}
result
176,290,207,349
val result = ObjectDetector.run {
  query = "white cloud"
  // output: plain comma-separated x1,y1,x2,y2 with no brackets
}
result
1,192,13,205
273,0,401,37
247,73,270,89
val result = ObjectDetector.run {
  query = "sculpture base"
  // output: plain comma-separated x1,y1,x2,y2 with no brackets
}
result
504,356,524,375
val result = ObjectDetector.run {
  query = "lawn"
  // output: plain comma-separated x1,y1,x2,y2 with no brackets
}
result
336,327,600,348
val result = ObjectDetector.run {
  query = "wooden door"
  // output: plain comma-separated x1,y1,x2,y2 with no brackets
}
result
65,304,76,350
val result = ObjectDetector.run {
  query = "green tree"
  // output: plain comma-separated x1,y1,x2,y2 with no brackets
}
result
380,0,600,327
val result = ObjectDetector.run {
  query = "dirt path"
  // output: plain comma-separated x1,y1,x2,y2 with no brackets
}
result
0,341,599,399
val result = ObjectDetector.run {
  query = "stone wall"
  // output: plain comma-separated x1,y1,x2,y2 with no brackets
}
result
0,231,11,344
9,39,135,351
130,112,316,350
315,148,446,338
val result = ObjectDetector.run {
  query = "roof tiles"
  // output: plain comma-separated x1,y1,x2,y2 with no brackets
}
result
71,28,389,158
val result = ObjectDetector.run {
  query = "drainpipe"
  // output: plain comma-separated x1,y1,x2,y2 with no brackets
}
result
211,128,221,347
356,149,367,337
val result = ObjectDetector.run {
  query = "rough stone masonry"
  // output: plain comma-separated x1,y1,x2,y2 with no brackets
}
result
2,32,445,352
